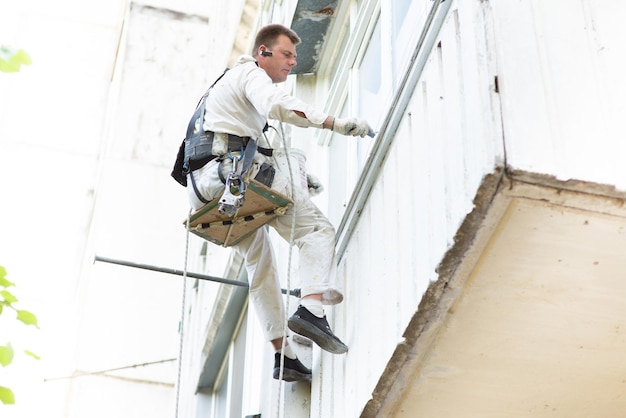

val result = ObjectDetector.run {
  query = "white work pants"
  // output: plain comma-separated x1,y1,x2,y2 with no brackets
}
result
187,153,343,341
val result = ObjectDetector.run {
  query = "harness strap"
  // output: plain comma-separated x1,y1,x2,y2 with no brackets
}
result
183,68,270,203
241,139,258,175
189,171,209,204
218,160,226,185
218,140,259,184
193,140,260,204
186,70,228,139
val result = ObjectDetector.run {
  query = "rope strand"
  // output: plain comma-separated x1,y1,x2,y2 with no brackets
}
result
174,209,192,418
272,123,298,418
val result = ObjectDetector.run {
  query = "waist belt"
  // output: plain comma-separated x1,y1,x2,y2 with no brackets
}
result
185,131,273,172
186,132,274,205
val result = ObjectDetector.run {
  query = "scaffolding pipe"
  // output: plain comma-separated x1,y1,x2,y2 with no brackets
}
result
94,255,301,297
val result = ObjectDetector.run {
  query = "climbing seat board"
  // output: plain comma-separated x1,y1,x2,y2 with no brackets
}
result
184,179,293,247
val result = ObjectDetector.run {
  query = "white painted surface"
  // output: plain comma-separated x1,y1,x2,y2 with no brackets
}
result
491,0,626,189
394,196,626,417
311,2,504,415
306,0,626,415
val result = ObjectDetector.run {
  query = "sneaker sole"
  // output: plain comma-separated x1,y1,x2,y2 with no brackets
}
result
273,368,311,382
288,317,348,354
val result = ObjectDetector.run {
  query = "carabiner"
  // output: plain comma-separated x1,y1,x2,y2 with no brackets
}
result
227,146,245,161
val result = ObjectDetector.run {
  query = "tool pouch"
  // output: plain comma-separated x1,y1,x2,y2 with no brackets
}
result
171,131,215,187
171,140,188,186
184,131,213,164
254,162,275,188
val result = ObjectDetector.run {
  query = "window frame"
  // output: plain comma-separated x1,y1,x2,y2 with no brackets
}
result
312,0,452,249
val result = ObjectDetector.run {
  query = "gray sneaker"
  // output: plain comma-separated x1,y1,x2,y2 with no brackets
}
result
288,305,348,354
273,352,312,382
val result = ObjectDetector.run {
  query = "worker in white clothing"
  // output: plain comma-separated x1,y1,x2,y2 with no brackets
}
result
182,24,372,382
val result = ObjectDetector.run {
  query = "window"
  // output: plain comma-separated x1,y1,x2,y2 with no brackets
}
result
392,0,428,85
327,103,353,227
356,16,384,167
324,1,429,226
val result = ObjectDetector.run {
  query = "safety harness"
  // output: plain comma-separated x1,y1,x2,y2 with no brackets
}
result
172,68,273,215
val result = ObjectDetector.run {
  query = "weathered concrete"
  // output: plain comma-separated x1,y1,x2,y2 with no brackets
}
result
365,171,626,417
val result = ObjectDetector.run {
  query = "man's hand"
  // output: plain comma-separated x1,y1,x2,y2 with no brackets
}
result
306,173,324,197
332,117,373,138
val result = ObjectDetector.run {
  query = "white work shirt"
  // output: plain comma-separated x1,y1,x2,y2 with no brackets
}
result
202,55,327,139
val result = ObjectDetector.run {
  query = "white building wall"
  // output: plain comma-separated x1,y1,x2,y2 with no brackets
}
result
70,0,227,414
69,0,240,416
316,0,626,415
491,0,626,189
0,0,245,417
311,1,504,416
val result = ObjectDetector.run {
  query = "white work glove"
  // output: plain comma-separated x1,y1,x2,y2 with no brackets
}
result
332,117,373,138
306,173,324,197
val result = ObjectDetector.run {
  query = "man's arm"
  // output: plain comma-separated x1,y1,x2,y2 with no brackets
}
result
294,112,371,137
292,111,333,130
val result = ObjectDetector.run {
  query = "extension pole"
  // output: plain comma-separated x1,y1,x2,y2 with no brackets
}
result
94,255,300,297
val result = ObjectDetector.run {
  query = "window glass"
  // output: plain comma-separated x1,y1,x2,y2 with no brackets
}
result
214,360,229,417
327,101,355,228
327,15,385,224
391,0,423,86
392,0,412,41
356,16,383,166
326,2,436,221
358,16,383,129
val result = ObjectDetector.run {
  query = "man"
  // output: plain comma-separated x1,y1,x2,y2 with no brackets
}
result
184,24,372,382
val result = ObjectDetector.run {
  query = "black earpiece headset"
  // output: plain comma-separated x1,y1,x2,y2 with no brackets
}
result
260,50,273,57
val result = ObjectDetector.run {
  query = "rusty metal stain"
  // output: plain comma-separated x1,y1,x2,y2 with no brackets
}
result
300,6,334,21
315,6,334,16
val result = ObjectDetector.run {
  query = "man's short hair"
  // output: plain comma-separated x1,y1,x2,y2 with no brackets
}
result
252,24,301,55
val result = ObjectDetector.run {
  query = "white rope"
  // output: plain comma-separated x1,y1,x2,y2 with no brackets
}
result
266,125,298,418
174,209,192,418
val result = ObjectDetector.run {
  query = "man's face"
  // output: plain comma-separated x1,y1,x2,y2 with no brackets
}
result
257,34,298,83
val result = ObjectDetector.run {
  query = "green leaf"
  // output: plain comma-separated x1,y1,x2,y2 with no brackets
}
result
0,386,15,405
0,45,32,73
0,343,14,367
0,275,14,288
24,349,40,360
0,266,12,287
16,309,38,328
0,289,18,304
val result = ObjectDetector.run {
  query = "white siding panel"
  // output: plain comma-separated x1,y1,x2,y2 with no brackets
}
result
492,0,626,188
410,81,441,289
456,0,505,186
423,57,451,262
440,10,467,238
315,2,505,415
490,1,558,173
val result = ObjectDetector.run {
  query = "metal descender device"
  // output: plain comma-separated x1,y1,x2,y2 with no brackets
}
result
218,152,246,217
